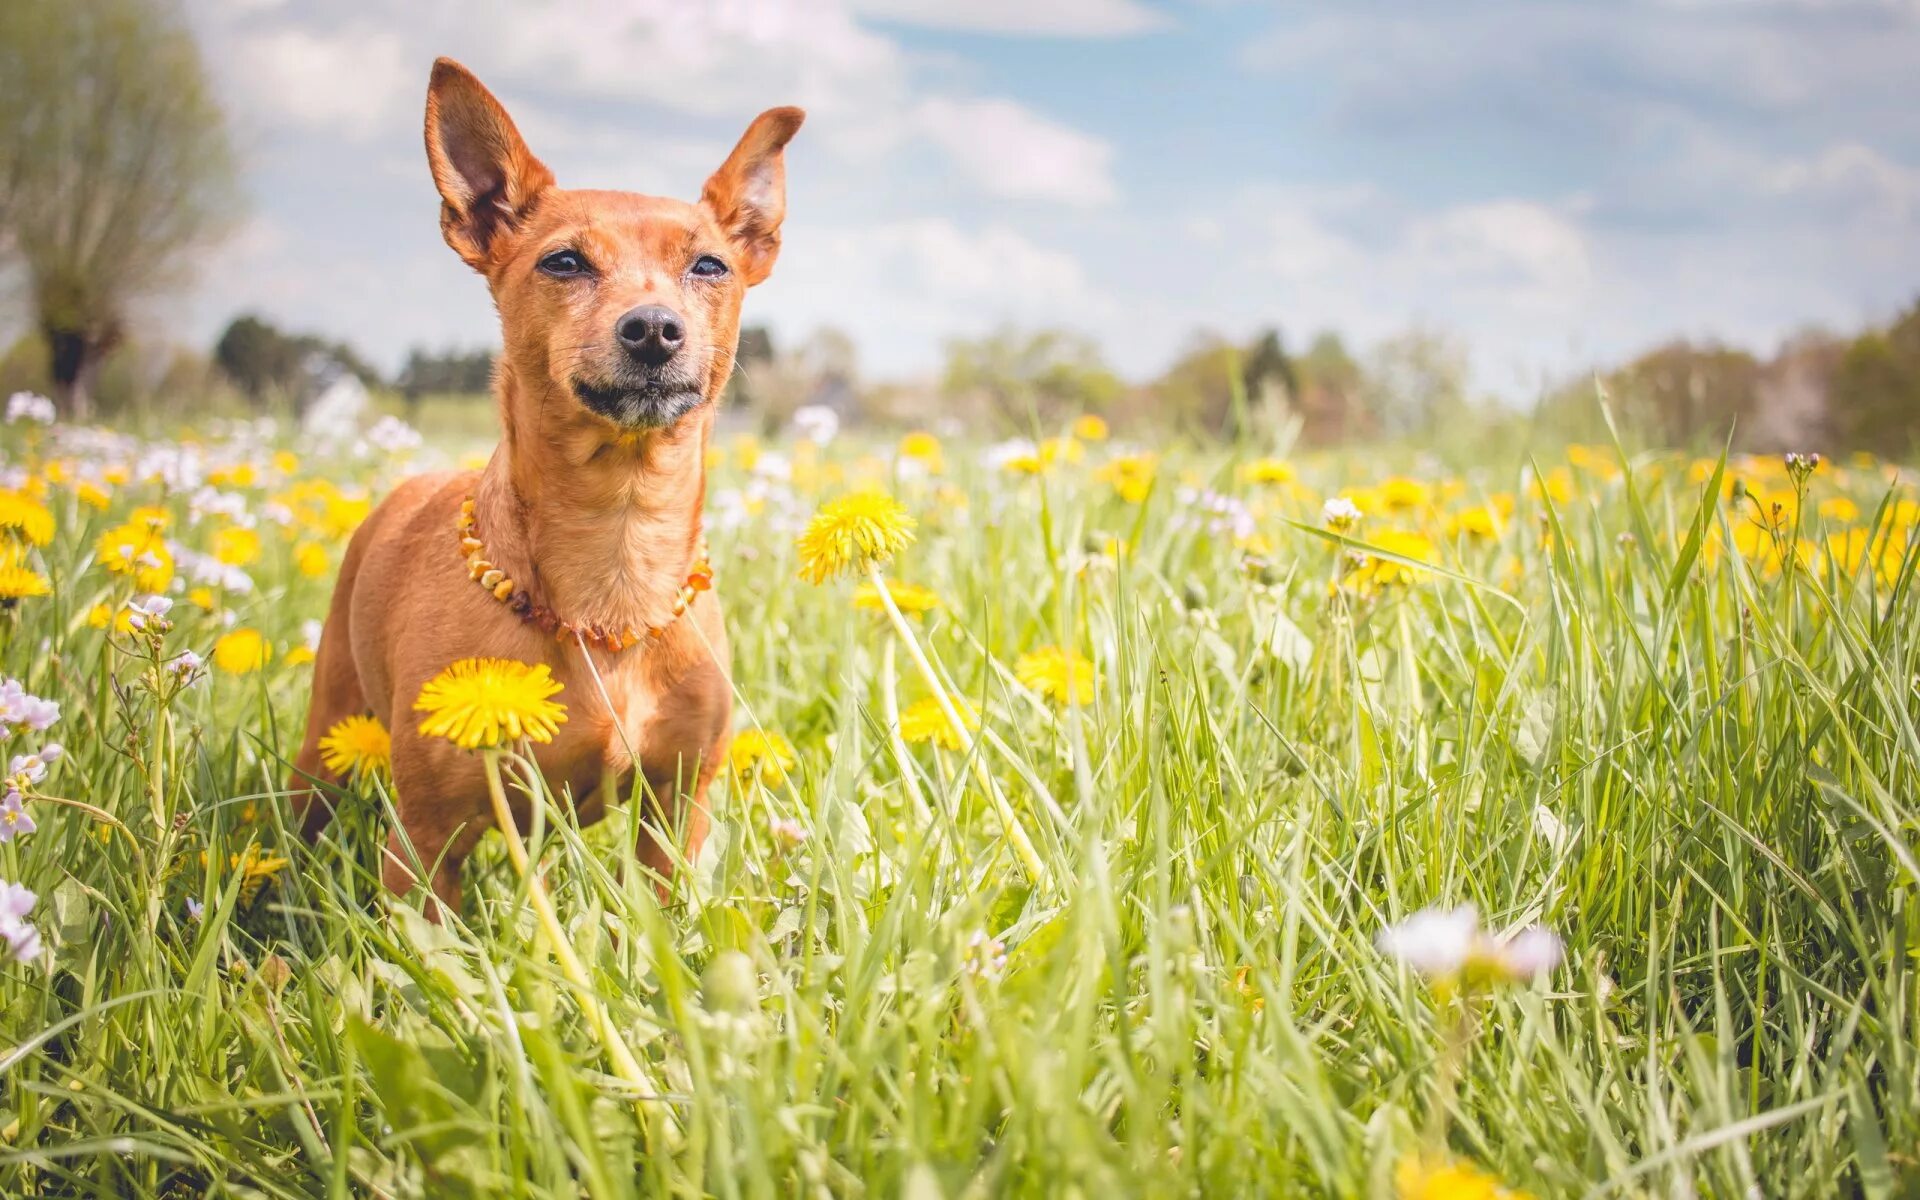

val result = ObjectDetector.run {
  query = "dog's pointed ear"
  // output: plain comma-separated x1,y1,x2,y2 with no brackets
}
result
701,107,804,286
424,58,554,270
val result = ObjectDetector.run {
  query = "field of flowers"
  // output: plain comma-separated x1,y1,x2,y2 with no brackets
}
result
0,396,1916,1197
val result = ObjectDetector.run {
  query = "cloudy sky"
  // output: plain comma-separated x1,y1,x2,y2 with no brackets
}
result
177,0,1920,395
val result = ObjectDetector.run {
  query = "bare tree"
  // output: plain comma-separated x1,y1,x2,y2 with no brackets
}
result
0,0,238,417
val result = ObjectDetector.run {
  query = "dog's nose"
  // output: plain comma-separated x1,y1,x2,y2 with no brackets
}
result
615,304,686,366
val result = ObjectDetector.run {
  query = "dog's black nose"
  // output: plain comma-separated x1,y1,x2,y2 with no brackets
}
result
615,304,686,366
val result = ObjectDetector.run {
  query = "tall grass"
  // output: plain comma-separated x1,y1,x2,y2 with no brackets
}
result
0,417,1915,1197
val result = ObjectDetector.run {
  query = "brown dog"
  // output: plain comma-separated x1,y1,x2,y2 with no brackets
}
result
292,58,801,913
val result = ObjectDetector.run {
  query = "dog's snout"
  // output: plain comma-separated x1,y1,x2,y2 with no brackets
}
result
615,305,686,366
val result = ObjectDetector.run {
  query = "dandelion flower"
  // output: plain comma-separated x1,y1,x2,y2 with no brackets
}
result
213,628,271,674
795,489,916,584
1094,454,1156,503
414,657,567,750
0,490,55,547
212,525,262,567
1242,458,1297,486
730,729,796,787
1072,414,1110,442
853,580,942,617
0,565,50,602
229,845,290,906
1015,645,1097,707
1395,1155,1534,1200
1348,529,1435,591
319,714,392,781
294,541,330,578
96,521,174,591
899,696,979,750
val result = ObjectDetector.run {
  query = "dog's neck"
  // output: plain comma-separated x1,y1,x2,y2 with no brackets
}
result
473,364,711,641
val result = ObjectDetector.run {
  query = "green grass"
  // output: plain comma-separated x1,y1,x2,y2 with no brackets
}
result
0,420,1916,1197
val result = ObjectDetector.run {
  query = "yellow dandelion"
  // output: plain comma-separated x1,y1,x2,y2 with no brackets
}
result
1241,457,1296,486
74,481,111,510
414,657,567,750
854,580,942,618
1349,530,1436,590
1447,506,1501,541
1015,645,1097,707
1395,1154,1533,1200
0,565,51,601
1071,413,1110,442
294,541,330,578
1380,476,1433,512
188,586,217,611
1817,496,1859,524
898,696,979,750
898,431,944,469
212,525,262,567
96,520,174,592
1094,454,1156,504
795,489,917,584
213,628,272,674
730,729,796,787
229,844,291,907
272,451,300,476
0,490,55,546
285,646,316,666
319,714,392,781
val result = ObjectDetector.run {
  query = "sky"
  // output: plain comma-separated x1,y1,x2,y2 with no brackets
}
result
174,0,1920,396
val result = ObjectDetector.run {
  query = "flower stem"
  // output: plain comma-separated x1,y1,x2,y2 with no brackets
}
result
865,564,1049,890
481,749,674,1142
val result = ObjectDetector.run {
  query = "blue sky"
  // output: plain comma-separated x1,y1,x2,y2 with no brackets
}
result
177,0,1920,396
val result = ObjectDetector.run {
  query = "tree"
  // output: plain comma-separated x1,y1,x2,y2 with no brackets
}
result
941,327,1122,429
215,314,385,404
1293,332,1368,446
0,0,239,417
1831,299,1920,459
1361,327,1471,440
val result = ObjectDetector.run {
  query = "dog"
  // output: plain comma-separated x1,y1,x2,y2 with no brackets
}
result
292,57,801,915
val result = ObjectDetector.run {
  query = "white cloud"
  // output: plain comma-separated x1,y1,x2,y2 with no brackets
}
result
221,26,411,139
913,98,1118,206
847,0,1167,36
762,218,1116,373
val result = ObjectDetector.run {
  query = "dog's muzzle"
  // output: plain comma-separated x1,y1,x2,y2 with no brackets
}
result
570,377,707,428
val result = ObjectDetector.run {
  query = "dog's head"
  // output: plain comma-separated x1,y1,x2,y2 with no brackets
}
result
424,58,801,431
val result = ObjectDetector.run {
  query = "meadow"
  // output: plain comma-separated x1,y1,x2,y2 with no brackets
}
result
0,401,1916,1198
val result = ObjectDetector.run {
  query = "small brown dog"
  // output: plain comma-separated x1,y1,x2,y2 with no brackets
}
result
292,58,801,913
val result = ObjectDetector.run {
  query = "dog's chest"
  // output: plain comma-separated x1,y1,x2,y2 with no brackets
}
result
549,651,729,783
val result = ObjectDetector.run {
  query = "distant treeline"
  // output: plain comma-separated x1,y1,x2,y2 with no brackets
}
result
2,298,1916,459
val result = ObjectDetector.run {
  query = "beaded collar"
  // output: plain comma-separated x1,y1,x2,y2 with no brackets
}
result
456,497,711,653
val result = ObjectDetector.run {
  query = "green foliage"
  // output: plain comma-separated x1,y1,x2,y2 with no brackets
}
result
0,419,1916,1196
942,326,1123,428
0,0,239,416
1832,299,1920,459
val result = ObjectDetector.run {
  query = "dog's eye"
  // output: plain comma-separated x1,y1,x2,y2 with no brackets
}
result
689,255,729,280
539,250,588,277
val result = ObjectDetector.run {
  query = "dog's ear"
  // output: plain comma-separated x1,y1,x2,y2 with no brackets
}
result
701,107,805,286
424,58,554,270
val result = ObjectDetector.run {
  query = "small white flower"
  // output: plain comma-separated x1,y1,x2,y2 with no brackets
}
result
6,392,57,425
125,594,175,631
790,404,840,446
171,650,206,684
364,415,424,455
1322,497,1363,529
963,930,1009,980
769,817,808,850
0,880,42,963
1378,904,1563,985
